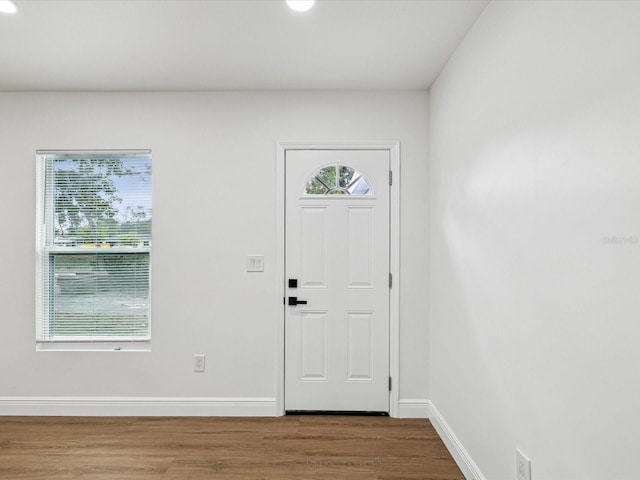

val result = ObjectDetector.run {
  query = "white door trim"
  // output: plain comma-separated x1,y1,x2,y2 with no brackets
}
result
276,141,400,417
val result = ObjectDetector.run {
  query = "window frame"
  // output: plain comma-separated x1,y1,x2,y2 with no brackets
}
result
35,150,152,352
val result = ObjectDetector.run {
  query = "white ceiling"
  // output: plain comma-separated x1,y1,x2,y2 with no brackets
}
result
0,0,488,92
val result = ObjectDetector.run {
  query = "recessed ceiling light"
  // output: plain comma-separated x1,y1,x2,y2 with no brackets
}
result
0,0,17,14
286,0,315,13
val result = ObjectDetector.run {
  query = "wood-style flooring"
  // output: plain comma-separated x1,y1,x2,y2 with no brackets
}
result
0,416,464,479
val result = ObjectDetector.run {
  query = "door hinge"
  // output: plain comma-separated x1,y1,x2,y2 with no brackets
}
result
388,377,392,392
389,273,392,288
389,170,393,186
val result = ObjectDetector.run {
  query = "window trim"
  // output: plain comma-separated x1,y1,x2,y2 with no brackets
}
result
35,150,152,351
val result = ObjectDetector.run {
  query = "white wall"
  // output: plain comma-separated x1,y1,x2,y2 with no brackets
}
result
0,91,429,412
429,1,640,479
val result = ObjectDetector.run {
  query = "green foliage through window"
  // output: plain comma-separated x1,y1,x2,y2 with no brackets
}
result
51,156,152,247
304,164,373,196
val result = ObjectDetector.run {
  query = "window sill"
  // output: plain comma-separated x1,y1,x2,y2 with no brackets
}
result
36,342,151,352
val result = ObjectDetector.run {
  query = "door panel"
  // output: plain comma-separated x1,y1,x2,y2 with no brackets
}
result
347,311,375,381
300,207,328,287
285,149,390,412
299,311,329,381
347,207,375,288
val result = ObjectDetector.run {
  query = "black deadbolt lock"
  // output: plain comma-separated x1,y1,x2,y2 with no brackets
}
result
288,279,298,288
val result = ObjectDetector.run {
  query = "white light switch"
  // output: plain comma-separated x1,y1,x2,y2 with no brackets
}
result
247,255,265,272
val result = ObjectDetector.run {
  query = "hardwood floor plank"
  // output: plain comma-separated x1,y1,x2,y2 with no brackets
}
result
0,416,464,480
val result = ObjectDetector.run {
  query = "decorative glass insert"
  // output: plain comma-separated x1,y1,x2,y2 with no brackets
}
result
304,164,373,196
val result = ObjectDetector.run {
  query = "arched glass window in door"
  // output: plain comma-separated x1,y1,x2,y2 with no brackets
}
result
304,164,373,196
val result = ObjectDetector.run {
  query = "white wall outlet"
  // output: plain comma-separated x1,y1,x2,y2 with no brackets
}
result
194,354,206,372
516,448,531,480
247,255,264,272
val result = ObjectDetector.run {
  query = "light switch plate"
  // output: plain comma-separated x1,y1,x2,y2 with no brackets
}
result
247,255,264,272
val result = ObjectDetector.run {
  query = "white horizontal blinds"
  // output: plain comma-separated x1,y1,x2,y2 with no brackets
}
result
48,253,150,340
38,152,152,342
47,154,152,248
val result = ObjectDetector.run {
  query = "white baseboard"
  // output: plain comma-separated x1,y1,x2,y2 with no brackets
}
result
428,401,487,480
397,398,430,418
0,396,278,417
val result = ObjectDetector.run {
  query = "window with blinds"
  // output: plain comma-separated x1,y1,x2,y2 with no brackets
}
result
36,151,152,345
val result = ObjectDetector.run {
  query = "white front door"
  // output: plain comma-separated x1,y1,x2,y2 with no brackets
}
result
285,149,390,412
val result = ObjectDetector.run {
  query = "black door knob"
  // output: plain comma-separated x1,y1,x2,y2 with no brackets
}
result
288,296,308,306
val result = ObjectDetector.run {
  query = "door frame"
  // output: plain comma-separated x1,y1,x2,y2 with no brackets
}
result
275,141,400,417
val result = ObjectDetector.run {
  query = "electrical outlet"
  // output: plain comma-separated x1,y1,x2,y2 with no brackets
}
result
516,448,531,480
194,354,206,372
